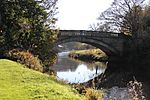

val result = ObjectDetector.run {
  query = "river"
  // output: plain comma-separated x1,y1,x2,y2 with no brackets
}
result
52,51,135,100
52,51,106,83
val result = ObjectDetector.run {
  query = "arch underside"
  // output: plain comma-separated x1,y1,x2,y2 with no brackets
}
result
55,37,119,56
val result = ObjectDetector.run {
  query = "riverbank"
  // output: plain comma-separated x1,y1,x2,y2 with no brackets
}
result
68,49,108,62
0,59,82,100
67,49,148,99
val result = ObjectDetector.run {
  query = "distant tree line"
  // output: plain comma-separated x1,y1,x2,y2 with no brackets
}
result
0,0,58,70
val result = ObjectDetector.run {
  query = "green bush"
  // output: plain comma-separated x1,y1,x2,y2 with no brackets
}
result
6,49,43,72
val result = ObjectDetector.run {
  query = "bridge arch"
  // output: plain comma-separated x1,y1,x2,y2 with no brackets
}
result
55,37,119,56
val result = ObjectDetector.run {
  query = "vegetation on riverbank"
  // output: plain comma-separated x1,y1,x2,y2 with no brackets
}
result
0,59,82,100
68,49,108,62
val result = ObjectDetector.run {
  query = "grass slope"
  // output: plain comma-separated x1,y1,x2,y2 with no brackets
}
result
0,59,82,100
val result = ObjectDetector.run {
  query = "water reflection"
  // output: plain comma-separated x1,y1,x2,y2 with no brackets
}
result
52,52,106,83
57,64,105,83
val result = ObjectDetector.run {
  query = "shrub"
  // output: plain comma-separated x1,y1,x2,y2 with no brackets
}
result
32,47,58,73
6,49,43,72
127,79,145,100
83,88,104,100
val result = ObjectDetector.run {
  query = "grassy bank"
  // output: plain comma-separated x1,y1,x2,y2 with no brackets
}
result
0,59,82,100
69,49,108,62
70,49,106,56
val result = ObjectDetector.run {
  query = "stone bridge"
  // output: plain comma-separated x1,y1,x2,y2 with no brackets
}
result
55,30,129,56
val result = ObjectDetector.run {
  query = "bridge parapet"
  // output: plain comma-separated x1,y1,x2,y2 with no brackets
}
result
58,30,125,38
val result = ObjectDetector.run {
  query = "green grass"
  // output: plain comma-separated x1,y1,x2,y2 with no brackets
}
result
70,49,107,58
69,49,108,62
0,59,82,100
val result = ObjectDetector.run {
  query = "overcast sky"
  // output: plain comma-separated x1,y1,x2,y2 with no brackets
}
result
56,0,114,30
56,0,150,30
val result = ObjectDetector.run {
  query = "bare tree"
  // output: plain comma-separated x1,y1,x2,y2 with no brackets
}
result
91,0,147,36
38,0,58,28
89,22,113,32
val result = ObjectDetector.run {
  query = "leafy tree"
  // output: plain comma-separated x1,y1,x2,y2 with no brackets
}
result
0,0,58,68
